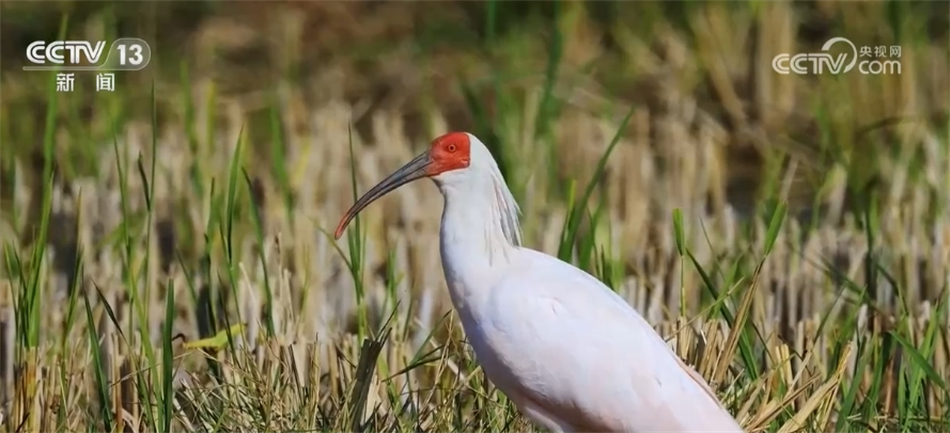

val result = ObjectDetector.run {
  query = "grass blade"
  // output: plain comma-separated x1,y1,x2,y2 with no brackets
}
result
83,289,114,432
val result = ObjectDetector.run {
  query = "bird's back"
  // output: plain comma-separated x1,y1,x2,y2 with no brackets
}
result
464,247,743,433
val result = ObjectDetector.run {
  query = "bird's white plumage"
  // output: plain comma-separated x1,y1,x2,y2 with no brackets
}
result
444,245,742,432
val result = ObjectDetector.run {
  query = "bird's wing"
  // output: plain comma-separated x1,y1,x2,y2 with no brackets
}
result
675,352,720,401
485,248,743,432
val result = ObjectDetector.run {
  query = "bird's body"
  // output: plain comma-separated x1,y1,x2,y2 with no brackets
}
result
335,132,744,432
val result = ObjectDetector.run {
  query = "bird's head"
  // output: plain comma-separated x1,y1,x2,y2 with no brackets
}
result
333,132,480,239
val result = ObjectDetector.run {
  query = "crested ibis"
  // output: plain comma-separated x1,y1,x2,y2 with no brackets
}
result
334,132,744,432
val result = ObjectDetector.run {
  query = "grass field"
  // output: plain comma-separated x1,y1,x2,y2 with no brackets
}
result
1,1,949,431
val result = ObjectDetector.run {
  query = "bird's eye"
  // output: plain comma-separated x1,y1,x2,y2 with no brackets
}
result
447,144,457,153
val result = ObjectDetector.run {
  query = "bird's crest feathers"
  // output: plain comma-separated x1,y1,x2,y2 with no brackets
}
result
489,160,523,247
464,133,523,247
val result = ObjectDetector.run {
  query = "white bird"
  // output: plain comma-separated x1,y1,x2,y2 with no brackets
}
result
334,132,744,433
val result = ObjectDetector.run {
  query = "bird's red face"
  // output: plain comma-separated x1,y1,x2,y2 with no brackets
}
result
427,132,472,175
334,132,472,239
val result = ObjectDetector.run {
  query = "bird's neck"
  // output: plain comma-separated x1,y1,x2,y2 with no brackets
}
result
437,181,519,310
440,183,518,265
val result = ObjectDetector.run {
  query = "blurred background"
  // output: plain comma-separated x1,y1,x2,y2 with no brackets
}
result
4,1,946,218
0,1,949,431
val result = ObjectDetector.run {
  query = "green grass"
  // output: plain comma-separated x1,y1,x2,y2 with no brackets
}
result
1,1,949,431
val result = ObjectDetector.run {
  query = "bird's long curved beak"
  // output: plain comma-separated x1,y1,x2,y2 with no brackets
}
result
334,151,432,239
